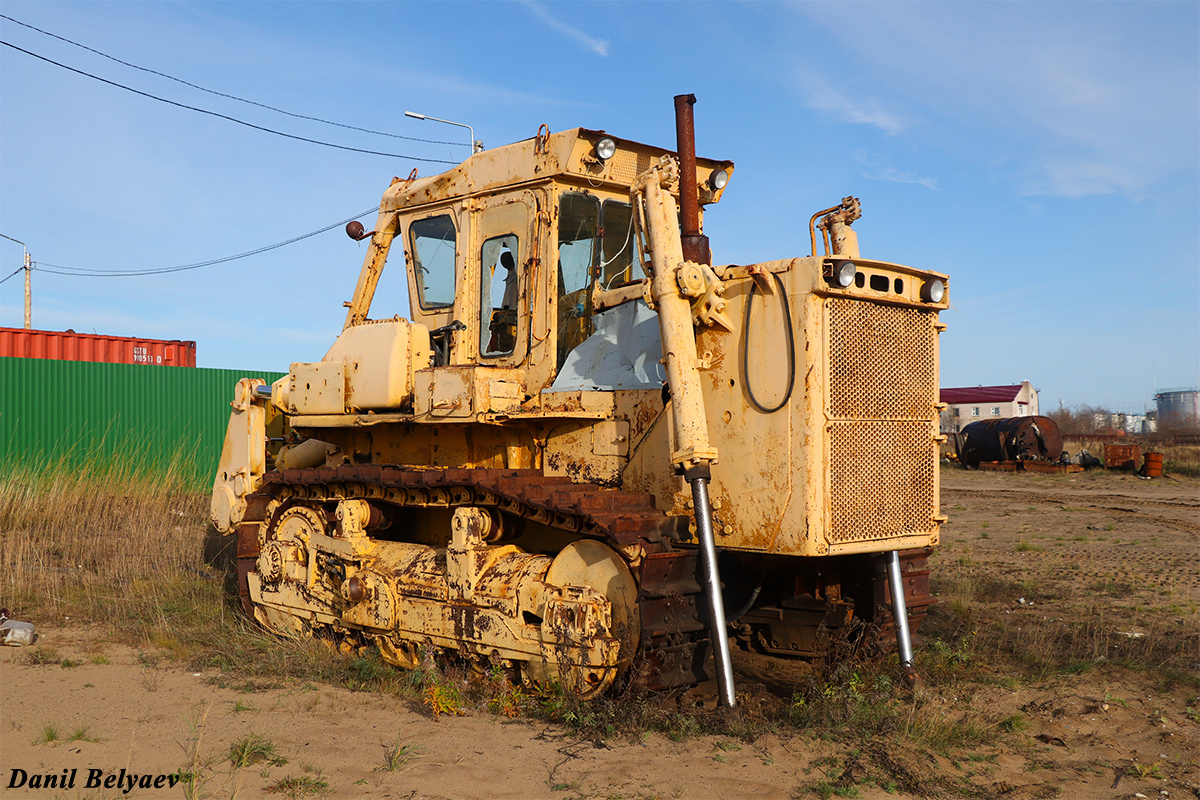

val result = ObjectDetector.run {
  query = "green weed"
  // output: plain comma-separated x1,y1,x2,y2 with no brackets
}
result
35,724,59,745
263,775,329,798
229,733,287,769
1126,762,1164,779
998,714,1028,732
67,726,99,743
377,733,422,772
24,646,60,666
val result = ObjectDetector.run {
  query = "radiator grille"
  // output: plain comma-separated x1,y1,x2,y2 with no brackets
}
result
827,298,936,419
828,422,936,543
826,298,938,544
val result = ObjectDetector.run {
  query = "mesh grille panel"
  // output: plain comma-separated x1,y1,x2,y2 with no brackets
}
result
829,422,936,543
608,151,655,185
827,298,936,419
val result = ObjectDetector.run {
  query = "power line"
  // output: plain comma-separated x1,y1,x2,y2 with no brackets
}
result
0,267,24,285
0,13,465,148
33,207,379,278
0,40,457,164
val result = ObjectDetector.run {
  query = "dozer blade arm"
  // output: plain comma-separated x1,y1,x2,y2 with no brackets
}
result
631,157,736,710
631,159,718,472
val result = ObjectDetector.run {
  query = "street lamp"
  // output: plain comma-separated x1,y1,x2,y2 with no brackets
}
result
0,233,31,329
405,111,482,155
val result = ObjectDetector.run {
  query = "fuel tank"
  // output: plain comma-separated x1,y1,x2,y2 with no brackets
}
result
958,415,1063,468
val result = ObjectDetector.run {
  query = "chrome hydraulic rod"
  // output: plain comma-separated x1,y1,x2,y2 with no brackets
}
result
885,550,914,669
690,473,736,708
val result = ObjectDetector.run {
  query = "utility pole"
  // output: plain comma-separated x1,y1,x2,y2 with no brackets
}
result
24,249,31,329
1,234,30,329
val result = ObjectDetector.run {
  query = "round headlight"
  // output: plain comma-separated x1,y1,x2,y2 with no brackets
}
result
709,168,729,190
832,260,856,288
595,137,617,161
922,279,945,303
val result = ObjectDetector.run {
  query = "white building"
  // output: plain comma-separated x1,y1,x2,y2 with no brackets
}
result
1091,412,1155,435
939,381,1039,433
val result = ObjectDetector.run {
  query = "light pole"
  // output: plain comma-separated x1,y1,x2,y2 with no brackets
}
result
405,111,482,155
0,233,30,329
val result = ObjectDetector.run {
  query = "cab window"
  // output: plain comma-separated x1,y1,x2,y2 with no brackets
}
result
410,214,457,309
480,234,519,357
557,194,600,370
555,195,636,371
600,200,635,289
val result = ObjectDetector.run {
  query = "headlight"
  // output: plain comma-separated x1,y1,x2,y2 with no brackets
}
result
709,168,729,190
830,260,856,288
922,279,946,303
595,137,617,161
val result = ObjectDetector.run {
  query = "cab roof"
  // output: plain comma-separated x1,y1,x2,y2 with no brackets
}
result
380,127,734,212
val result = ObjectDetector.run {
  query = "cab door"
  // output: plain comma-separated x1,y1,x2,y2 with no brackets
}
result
469,191,536,368
404,203,466,351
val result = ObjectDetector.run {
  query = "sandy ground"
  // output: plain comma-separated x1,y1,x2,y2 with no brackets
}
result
2,468,1197,800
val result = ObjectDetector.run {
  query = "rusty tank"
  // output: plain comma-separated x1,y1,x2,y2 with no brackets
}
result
211,95,949,707
957,416,1063,469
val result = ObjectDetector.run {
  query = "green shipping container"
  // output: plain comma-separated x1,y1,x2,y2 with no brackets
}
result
0,357,284,490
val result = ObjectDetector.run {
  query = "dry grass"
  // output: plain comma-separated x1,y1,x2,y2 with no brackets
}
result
932,565,1196,670
1156,442,1200,475
1062,436,1200,476
0,458,436,698
7,455,1193,800
0,458,221,632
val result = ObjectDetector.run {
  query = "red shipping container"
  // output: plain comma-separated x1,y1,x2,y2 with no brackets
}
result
0,327,196,367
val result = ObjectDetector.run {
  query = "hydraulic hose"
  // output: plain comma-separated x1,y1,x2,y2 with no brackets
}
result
741,272,795,414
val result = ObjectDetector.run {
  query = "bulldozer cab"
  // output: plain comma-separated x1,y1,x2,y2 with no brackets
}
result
340,128,732,394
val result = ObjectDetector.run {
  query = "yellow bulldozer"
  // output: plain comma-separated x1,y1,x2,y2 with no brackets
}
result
211,95,948,707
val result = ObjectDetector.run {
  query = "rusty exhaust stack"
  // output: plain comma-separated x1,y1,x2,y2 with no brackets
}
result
674,94,710,265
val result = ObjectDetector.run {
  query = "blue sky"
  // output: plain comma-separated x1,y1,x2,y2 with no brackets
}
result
1,1,1196,413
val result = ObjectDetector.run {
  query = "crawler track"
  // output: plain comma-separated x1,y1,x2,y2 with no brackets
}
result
233,466,932,692
237,466,711,690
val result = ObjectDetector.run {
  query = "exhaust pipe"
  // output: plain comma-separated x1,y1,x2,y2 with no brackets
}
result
674,94,711,265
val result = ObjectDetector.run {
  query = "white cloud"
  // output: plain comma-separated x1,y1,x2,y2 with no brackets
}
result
800,73,903,134
793,3,1199,199
863,166,938,191
521,1,609,57
853,152,938,190
1023,158,1138,199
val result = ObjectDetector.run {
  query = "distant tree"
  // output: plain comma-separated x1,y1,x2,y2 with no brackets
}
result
1048,404,1114,436
1156,410,1200,439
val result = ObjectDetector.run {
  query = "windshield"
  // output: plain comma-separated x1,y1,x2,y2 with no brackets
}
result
410,214,457,309
556,194,636,371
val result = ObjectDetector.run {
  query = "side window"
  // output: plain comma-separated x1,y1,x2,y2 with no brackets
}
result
410,214,457,308
480,234,519,357
600,200,635,289
557,194,600,370
558,194,599,297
